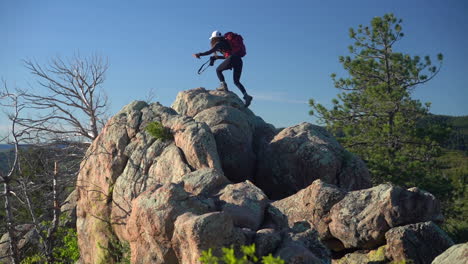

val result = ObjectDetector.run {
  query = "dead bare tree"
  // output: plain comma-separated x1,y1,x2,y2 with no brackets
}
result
0,53,109,262
20,54,109,141
1,81,86,263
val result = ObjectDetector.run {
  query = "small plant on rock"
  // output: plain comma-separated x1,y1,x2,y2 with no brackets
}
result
145,121,173,141
200,244,284,264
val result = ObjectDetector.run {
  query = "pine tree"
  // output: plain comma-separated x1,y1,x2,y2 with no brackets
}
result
310,14,447,190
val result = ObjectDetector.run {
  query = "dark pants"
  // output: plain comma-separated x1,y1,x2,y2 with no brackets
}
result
216,55,247,95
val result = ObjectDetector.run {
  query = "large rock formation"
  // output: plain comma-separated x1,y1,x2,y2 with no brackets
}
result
172,88,372,199
74,88,453,264
172,88,265,184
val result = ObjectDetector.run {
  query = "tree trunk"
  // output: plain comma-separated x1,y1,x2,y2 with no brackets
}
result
3,179,20,264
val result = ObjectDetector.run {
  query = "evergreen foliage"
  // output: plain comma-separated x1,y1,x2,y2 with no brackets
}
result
438,150,468,243
420,115,468,151
309,13,445,188
310,13,467,243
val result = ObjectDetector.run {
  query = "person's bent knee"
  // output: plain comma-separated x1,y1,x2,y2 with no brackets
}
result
216,65,225,72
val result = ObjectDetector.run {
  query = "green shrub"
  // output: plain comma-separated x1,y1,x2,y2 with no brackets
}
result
145,121,173,141
390,260,414,264
20,254,46,264
20,227,79,264
53,228,80,263
200,244,284,264
368,245,387,262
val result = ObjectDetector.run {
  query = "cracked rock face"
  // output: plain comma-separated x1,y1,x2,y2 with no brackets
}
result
76,101,222,264
173,88,269,184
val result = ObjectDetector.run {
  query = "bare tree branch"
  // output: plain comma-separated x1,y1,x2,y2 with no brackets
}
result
20,54,109,141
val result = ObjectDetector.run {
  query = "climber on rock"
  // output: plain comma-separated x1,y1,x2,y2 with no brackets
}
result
193,30,253,107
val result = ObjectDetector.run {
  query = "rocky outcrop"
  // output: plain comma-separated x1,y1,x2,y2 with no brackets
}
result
76,101,222,264
172,88,266,183
273,180,346,234
432,243,468,264
273,181,446,253
385,222,454,264
256,123,371,199
332,222,455,264
328,184,443,249
76,89,341,263
172,88,371,199
74,88,453,264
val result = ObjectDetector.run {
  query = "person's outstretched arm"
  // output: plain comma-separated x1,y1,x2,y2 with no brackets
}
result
193,42,224,58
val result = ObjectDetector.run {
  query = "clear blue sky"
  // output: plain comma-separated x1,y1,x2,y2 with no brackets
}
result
1,0,467,131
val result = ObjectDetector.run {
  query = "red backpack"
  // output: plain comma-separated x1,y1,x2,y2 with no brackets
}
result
223,32,246,58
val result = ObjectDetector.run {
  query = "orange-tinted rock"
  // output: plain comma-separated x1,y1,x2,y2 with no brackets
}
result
76,100,221,263
171,212,246,264
126,184,213,264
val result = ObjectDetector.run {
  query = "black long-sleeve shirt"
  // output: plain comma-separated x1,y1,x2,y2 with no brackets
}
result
197,40,231,59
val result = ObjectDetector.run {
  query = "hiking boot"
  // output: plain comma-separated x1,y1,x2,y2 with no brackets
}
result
216,82,229,92
243,94,253,107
